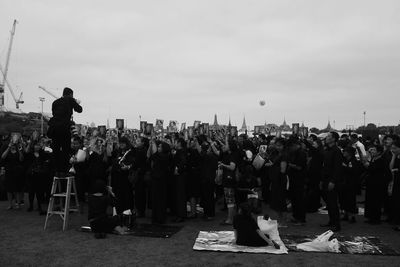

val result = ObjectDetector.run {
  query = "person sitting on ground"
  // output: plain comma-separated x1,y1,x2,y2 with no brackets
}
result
88,180,127,238
233,202,279,248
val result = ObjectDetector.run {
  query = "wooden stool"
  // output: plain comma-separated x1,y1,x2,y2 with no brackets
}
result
44,176,80,231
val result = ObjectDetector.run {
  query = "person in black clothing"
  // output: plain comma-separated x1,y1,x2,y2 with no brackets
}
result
86,138,109,193
25,141,51,215
110,137,134,215
287,138,307,224
148,140,171,224
390,138,400,231
186,138,202,218
88,180,127,238
233,202,278,248
171,138,187,222
304,136,324,212
132,137,150,218
47,87,82,173
363,144,386,224
341,146,364,223
320,132,343,232
199,141,219,220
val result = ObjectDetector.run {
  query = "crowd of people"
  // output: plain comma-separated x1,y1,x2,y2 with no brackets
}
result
1,125,400,236
1,87,400,243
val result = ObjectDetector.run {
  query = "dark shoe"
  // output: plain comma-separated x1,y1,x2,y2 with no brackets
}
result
332,226,341,232
320,223,333,227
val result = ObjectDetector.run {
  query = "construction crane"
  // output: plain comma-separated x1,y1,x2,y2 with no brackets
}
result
0,19,18,110
0,63,24,109
38,85,58,99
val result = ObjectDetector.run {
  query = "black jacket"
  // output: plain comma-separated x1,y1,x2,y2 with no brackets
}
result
50,96,82,126
323,145,344,184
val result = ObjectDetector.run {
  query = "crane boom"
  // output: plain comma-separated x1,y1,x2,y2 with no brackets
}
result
2,20,17,85
38,86,58,99
0,62,24,109
0,19,18,109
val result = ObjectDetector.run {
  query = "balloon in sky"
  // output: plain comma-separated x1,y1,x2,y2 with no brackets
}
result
259,100,266,106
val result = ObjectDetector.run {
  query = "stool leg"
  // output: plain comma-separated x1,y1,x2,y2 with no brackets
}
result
71,177,81,212
63,178,72,231
44,177,57,230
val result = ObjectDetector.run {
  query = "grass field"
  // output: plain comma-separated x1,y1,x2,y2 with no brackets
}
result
0,198,399,267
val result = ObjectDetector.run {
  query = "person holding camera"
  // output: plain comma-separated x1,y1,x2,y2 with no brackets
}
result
1,134,25,209
47,87,82,174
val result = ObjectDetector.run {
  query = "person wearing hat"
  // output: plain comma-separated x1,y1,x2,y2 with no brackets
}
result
47,87,83,174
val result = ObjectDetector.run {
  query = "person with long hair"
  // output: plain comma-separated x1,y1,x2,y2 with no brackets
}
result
1,134,25,209
363,144,386,224
268,137,288,227
148,140,171,224
110,137,134,215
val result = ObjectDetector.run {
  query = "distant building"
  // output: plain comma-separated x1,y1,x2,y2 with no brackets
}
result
279,117,291,131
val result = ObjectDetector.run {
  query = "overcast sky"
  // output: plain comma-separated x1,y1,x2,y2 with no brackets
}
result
1,0,399,129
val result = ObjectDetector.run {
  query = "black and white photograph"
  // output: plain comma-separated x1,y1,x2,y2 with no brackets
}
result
0,1,400,266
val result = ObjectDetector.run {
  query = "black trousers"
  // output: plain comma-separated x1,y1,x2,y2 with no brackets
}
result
50,124,71,173
113,176,134,214
134,174,150,216
201,181,215,217
323,183,340,227
174,174,187,218
151,179,167,224
289,179,306,222
28,175,44,210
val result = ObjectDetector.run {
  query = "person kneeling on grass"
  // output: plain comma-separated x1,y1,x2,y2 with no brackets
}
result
233,202,280,249
88,180,128,238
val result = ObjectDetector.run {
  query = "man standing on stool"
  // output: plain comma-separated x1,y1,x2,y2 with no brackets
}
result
47,87,83,174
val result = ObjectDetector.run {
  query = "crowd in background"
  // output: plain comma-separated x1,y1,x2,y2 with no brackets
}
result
1,127,400,233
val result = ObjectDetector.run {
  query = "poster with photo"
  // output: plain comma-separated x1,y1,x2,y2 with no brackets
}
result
292,123,300,135
81,125,88,137
203,123,209,136
155,119,164,131
98,125,107,138
194,120,201,129
169,120,178,132
116,119,124,130
199,124,204,135
230,126,238,137
180,122,186,132
140,121,147,134
145,123,153,136
254,126,260,134
188,126,194,139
